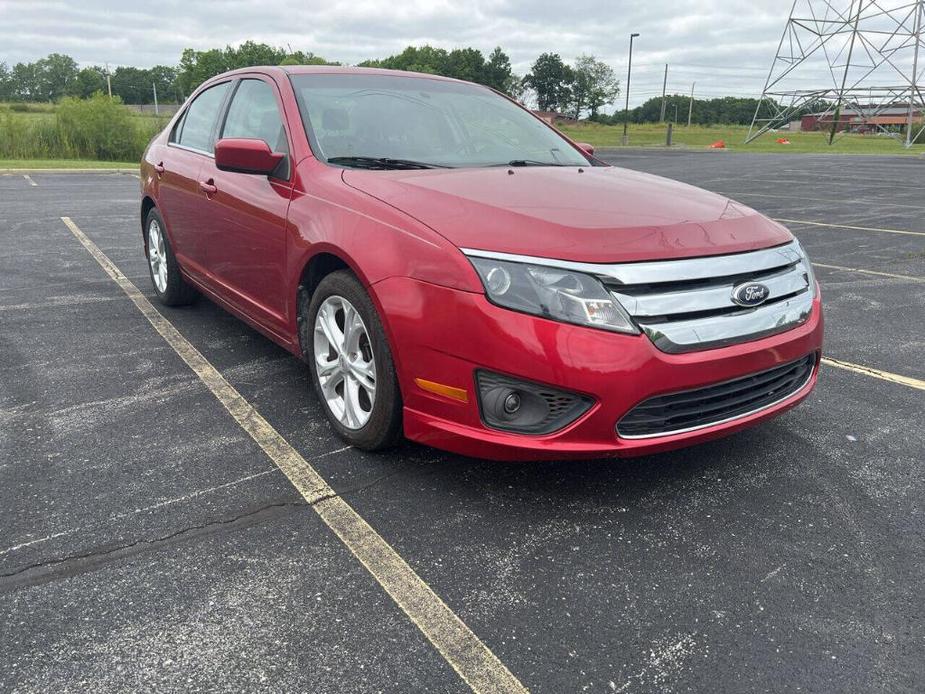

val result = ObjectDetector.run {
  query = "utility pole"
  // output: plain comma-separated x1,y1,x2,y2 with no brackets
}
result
153,82,159,116
104,63,112,99
687,82,695,127
906,0,923,146
659,64,669,122
830,0,862,145
622,32,640,145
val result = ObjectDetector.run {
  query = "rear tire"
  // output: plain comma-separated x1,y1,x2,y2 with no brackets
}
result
145,207,198,306
300,271,403,451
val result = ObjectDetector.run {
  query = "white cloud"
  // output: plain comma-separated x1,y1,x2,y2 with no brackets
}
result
0,0,831,105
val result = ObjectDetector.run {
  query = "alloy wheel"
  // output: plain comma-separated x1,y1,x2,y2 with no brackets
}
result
147,219,168,293
313,295,377,429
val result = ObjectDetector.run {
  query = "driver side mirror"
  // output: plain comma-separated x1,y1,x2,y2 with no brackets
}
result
576,142,595,156
215,138,285,176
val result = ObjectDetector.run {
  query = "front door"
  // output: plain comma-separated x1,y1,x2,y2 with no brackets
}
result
199,77,294,333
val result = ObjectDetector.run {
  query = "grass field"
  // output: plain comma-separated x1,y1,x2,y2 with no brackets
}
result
559,122,925,155
0,100,166,163
0,159,138,170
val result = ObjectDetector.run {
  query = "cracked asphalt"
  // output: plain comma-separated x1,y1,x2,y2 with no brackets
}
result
1,151,923,693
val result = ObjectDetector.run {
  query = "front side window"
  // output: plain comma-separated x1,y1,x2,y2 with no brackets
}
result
222,79,290,155
291,74,590,168
176,82,231,154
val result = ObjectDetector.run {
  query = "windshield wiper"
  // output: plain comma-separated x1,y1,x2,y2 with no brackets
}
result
503,159,568,167
327,156,448,170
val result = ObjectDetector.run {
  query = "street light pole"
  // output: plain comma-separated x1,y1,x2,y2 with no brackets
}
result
687,81,695,127
622,32,640,146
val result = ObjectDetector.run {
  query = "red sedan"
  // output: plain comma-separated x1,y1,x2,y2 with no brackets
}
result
140,66,823,460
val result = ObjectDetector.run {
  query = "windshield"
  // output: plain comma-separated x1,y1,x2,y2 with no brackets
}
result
290,73,590,169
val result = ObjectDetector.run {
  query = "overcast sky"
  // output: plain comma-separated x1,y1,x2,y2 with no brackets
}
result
0,0,819,106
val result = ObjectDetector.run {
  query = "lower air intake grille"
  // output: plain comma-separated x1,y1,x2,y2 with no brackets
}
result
617,354,816,438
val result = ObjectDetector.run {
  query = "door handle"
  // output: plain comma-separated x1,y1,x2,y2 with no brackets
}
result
154,162,165,175
199,179,217,196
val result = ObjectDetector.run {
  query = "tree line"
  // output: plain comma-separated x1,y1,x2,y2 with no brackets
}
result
0,43,622,120
1,43,804,125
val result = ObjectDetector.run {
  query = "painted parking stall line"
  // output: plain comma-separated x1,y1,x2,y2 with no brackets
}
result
60,217,527,694
774,217,925,238
23,174,37,187
822,357,925,392
813,263,925,283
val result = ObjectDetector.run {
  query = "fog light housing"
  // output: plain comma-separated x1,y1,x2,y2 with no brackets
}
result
476,370,593,435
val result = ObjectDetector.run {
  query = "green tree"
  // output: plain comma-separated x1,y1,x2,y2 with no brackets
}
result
109,65,178,104
281,51,331,66
149,65,179,103
177,42,336,94
0,62,12,100
360,45,518,95
570,55,619,119
483,47,515,93
33,53,79,101
177,47,229,95
73,67,107,98
524,53,573,112
10,61,38,100
361,45,449,75
615,94,781,126
445,47,486,83
110,66,148,104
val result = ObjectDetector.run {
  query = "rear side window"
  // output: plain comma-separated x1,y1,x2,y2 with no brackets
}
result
176,82,231,153
222,79,289,154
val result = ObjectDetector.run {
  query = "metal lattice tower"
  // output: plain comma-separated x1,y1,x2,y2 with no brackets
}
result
747,0,925,146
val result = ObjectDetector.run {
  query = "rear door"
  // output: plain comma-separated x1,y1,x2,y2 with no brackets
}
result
199,76,294,331
159,80,231,277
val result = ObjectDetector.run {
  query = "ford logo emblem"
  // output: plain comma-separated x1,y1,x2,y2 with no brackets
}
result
732,282,770,307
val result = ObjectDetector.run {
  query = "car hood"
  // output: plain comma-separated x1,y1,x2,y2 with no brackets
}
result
342,165,792,263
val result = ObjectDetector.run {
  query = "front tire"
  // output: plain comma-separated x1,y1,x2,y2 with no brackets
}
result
145,208,198,306
301,271,402,451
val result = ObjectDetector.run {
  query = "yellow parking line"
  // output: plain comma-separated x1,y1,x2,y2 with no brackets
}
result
813,263,924,282
23,174,37,187
774,218,925,237
60,217,527,694
822,357,925,391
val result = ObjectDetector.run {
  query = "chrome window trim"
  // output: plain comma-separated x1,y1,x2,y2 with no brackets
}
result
617,359,816,440
461,241,802,285
167,142,215,159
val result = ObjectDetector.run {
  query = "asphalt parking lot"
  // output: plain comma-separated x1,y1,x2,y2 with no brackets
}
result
1,151,923,693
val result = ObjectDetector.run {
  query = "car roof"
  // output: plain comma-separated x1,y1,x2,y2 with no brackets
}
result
212,65,467,84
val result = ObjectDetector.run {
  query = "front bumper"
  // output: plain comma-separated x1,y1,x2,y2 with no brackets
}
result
373,276,823,461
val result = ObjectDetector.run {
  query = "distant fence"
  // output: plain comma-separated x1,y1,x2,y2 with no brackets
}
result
126,104,181,116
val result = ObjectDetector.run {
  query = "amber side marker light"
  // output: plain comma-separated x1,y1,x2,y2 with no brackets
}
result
415,378,469,403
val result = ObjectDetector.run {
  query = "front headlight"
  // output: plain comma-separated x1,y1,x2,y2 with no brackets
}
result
467,255,638,334
794,239,817,297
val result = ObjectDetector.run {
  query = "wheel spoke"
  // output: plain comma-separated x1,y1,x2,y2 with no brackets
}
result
319,370,345,400
316,355,339,377
350,358,376,393
342,304,357,347
316,306,343,355
343,375,362,428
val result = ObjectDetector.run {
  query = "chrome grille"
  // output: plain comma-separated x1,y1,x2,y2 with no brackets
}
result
605,241,814,353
